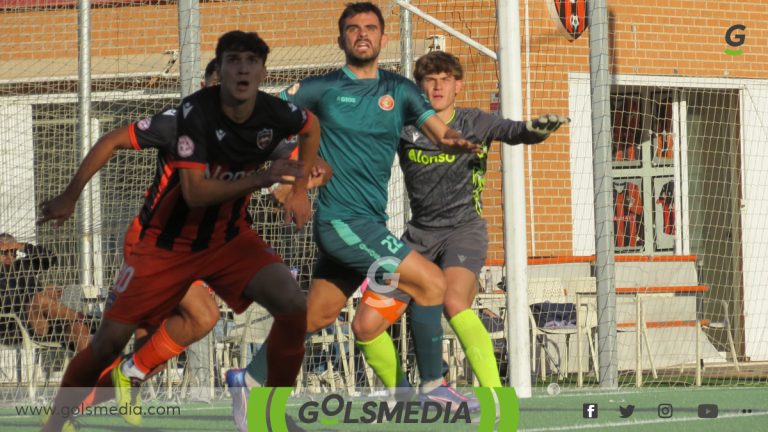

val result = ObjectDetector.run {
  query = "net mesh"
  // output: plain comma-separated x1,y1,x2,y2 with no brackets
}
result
0,0,766,404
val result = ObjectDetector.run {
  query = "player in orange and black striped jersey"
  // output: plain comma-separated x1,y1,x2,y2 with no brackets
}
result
41,31,321,432
132,87,309,252
38,63,331,424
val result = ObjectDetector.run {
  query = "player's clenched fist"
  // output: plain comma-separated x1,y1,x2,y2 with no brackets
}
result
37,193,78,227
262,159,304,187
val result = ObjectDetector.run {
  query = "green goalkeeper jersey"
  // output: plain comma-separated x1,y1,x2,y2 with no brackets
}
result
281,66,435,222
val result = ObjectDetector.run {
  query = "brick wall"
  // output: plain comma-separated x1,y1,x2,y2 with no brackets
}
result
2,0,765,263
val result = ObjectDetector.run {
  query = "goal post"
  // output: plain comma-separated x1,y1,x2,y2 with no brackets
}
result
496,0,532,398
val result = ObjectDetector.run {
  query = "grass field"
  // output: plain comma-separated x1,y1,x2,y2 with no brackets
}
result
1,387,765,431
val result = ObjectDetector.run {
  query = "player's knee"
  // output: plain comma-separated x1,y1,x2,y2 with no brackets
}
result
271,286,307,316
178,299,219,335
307,311,335,334
350,318,375,342
419,273,447,304
352,319,384,341
193,308,219,335
444,294,470,318
284,292,307,315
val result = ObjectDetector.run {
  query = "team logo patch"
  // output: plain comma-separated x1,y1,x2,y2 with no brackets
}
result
287,83,301,96
177,135,195,158
113,264,135,294
162,109,176,117
257,129,274,150
182,102,194,118
378,95,395,111
216,129,226,141
137,117,152,131
546,0,589,41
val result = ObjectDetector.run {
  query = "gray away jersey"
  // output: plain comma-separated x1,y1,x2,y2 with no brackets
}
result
398,107,544,228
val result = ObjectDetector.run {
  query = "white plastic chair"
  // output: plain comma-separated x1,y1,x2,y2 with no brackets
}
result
0,313,65,401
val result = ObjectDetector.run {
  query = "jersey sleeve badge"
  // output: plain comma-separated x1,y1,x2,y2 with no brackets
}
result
177,135,195,158
137,117,152,131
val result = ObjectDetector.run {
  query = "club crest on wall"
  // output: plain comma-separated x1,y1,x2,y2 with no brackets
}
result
546,0,589,41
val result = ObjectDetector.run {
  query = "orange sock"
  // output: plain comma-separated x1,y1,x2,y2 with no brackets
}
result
132,321,186,375
80,357,121,410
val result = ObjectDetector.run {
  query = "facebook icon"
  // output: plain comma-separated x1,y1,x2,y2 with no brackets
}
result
583,403,599,418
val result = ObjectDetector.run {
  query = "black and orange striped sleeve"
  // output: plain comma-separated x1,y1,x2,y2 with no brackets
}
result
130,108,179,151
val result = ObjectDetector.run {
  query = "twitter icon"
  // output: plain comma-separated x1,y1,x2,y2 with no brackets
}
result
619,405,635,418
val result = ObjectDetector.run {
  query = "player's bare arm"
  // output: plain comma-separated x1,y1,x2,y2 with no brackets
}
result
38,126,134,226
178,158,304,207
282,111,321,230
420,115,480,153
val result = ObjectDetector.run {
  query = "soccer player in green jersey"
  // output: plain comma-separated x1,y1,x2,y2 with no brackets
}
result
226,3,479,430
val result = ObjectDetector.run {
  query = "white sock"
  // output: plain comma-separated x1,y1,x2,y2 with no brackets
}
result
121,357,146,380
244,371,261,389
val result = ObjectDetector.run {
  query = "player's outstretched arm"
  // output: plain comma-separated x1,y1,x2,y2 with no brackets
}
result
178,158,305,208
38,126,134,227
420,115,481,153
282,111,321,230
480,112,570,146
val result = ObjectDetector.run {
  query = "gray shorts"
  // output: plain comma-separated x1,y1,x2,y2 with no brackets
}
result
401,218,488,275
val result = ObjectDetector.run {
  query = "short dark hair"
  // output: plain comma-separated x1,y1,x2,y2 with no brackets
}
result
338,2,385,36
413,51,464,83
204,58,217,79
215,31,270,64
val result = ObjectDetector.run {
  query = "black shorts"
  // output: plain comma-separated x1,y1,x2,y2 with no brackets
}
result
402,218,488,275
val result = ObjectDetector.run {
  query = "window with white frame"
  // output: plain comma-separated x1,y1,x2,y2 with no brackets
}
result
610,90,679,254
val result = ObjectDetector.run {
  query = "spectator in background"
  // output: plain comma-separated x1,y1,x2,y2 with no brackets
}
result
0,232,89,352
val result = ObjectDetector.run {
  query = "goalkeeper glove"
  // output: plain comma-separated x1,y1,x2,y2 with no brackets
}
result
526,114,570,137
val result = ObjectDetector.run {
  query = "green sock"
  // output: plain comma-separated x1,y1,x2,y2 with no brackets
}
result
356,331,405,389
246,332,313,385
409,304,445,390
449,308,502,387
